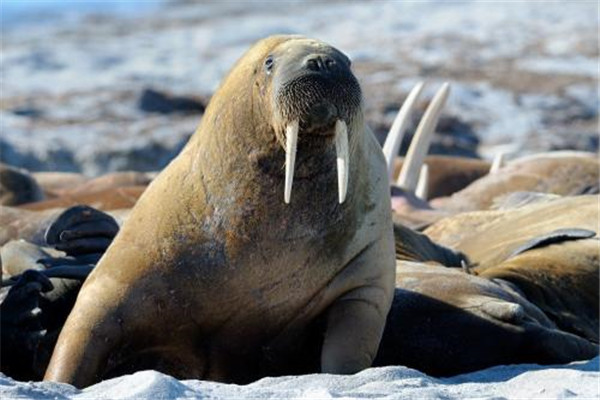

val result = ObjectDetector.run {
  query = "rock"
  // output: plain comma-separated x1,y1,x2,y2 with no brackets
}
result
137,88,206,115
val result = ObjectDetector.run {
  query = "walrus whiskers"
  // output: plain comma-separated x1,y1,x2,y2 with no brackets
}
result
335,120,349,204
397,82,450,192
382,82,425,182
284,119,299,204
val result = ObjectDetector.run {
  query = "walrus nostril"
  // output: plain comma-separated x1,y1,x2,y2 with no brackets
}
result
304,55,337,72
305,58,320,71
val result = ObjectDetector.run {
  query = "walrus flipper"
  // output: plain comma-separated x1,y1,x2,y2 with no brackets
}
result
321,235,395,374
393,222,467,267
0,270,53,380
44,205,119,257
480,239,599,344
508,228,596,258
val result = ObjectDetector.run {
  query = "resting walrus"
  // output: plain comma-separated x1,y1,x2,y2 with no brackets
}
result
44,35,395,388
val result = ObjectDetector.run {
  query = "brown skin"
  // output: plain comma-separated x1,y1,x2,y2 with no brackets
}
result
397,195,600,371
19,186,146,212
0,206,62,247
32,172,88,199
44,35,395,388
432,154,599,212
64,172,154,196
477,239,599,344
376,196,599,375
425,195,598,269
375,260,598,376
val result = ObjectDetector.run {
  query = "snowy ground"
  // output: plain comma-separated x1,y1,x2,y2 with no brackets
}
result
1,1,598,174
2,357,598,400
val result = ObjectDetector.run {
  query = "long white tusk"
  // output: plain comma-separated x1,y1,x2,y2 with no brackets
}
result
284,120,299,204
382,82,425,182
414,163,429,200
397,82,450,192
335,120,349,204
489,151,505,174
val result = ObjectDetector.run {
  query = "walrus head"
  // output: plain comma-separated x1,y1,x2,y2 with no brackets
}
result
265,37,362,204
193,35,365,208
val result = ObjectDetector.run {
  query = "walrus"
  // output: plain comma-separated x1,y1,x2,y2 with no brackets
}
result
375,258,598,376
373,202,598,375
425,195,598,268
44,35,395,388
7,199,596,380
0,163,44,206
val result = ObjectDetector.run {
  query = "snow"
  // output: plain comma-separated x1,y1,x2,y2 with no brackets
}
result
2,358,598,400
2,1,598,173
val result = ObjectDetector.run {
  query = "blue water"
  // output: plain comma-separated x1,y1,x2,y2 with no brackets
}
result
1,0,165,29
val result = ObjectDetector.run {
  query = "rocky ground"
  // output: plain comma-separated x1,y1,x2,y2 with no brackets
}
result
1,1,598,175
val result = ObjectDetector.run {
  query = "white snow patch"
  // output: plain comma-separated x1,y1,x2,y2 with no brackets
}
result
1,358,598,400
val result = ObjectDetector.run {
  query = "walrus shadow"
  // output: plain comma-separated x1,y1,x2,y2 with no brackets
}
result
375,289,599,380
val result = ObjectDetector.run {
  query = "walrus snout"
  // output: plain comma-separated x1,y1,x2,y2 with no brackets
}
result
302,54,343,74
273,45,361,206
302,102,338,136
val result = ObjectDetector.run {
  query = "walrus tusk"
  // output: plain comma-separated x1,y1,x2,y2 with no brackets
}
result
284,120,299,204
397,82,450,192
335,120,349,204
382,82,425,181
414,163,429,200
490,151,505,174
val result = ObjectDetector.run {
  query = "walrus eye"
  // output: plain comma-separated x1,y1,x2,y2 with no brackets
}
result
264,55,274,74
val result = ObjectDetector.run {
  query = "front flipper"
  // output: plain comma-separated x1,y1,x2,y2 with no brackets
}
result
320,234,395,374
44,205,119,258
321,287,389,374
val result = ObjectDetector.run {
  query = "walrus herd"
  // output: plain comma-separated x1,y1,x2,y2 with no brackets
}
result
1,35,598,388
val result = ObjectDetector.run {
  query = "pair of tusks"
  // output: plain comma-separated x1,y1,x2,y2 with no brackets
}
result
382,82,450,200
383,82,512,200
284,119,349,204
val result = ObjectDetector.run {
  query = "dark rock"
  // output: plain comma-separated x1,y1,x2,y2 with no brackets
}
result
138,88,206,115
11,107,44,118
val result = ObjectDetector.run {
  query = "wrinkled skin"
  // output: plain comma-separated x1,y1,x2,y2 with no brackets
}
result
44,35,395,388
377,195,598,375
376,259,598,376
431,154,599,212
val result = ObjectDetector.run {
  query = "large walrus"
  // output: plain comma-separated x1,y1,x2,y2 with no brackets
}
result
44,35,395,388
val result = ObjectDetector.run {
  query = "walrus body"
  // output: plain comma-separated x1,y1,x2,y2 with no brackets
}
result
45,35,395,388
376,258,598,376
19,186,146,211
431,153,599,212
425,195,598,268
